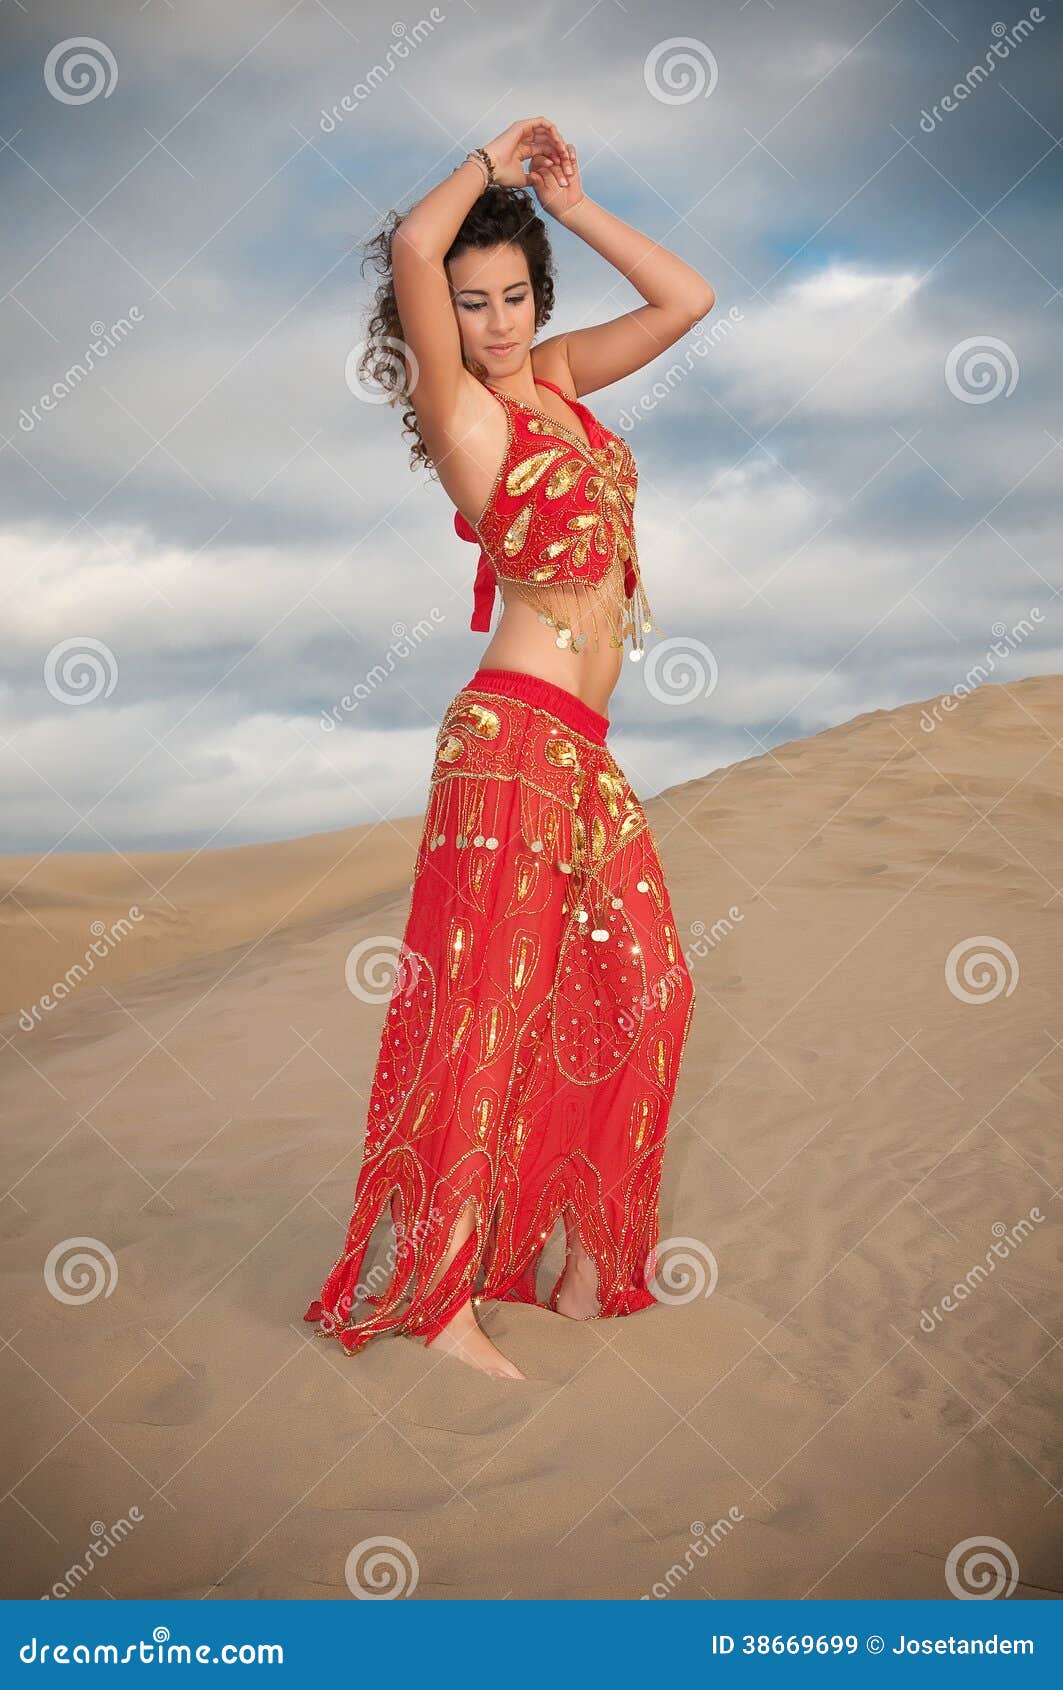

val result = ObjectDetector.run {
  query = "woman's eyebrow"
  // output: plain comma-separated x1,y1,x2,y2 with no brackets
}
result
453,281,529,296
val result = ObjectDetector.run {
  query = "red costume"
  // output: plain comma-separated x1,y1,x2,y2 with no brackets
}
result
455,376,657,660
304,380,696,1354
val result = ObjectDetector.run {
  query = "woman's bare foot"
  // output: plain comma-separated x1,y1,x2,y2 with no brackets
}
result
554,1245,602,1320
425,1299,526,1379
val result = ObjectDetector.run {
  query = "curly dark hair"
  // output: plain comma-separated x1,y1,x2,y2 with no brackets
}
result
356,184,557,474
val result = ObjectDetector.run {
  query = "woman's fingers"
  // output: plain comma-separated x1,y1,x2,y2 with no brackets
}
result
518,115,567,163
534,123,572,176
530,131,562,166
502,116,574,182
544,125,570,170
518,132,551,164
536,133,572,180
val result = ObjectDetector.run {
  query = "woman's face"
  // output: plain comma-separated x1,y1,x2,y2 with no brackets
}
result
448,244,536,378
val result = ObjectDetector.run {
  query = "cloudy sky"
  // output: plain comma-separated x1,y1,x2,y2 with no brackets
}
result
1,0,1059,854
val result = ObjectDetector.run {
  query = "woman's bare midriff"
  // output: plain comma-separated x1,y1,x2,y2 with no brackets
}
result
479,589,624,719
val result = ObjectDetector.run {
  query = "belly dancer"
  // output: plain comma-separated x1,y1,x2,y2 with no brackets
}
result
304,117,714,1379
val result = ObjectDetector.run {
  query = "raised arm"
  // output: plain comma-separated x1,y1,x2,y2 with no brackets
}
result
526,145,715,397
390,119,569,435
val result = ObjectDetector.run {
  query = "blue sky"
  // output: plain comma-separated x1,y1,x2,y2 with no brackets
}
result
1,0,1060,852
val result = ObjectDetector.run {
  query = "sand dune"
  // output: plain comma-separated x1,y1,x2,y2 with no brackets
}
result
0,818,425,1025
1,674,1060,1600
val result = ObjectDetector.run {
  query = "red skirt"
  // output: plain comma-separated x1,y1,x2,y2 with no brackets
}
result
303,666,696,1353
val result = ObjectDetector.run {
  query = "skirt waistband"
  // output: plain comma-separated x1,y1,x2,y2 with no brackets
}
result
462,667,610,745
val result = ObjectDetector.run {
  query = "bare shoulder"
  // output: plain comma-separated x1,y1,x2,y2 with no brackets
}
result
530,334,579,399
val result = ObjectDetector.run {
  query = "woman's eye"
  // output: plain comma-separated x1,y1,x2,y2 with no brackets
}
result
461,295,526,311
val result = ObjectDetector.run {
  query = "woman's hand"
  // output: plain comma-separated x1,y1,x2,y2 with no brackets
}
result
482,116,571,189
528,140,585,222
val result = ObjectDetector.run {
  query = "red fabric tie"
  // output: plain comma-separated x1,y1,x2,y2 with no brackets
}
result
454,510,496,631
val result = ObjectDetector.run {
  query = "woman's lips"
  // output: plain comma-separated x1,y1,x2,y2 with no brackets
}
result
487,343,515,353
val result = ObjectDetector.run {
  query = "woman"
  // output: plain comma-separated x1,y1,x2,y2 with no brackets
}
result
304,117,711,1379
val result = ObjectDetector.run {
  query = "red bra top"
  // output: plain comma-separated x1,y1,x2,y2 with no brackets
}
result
452,376,656,660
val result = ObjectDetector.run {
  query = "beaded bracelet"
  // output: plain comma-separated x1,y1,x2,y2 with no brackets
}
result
454,146,496,188
471,145,496,184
